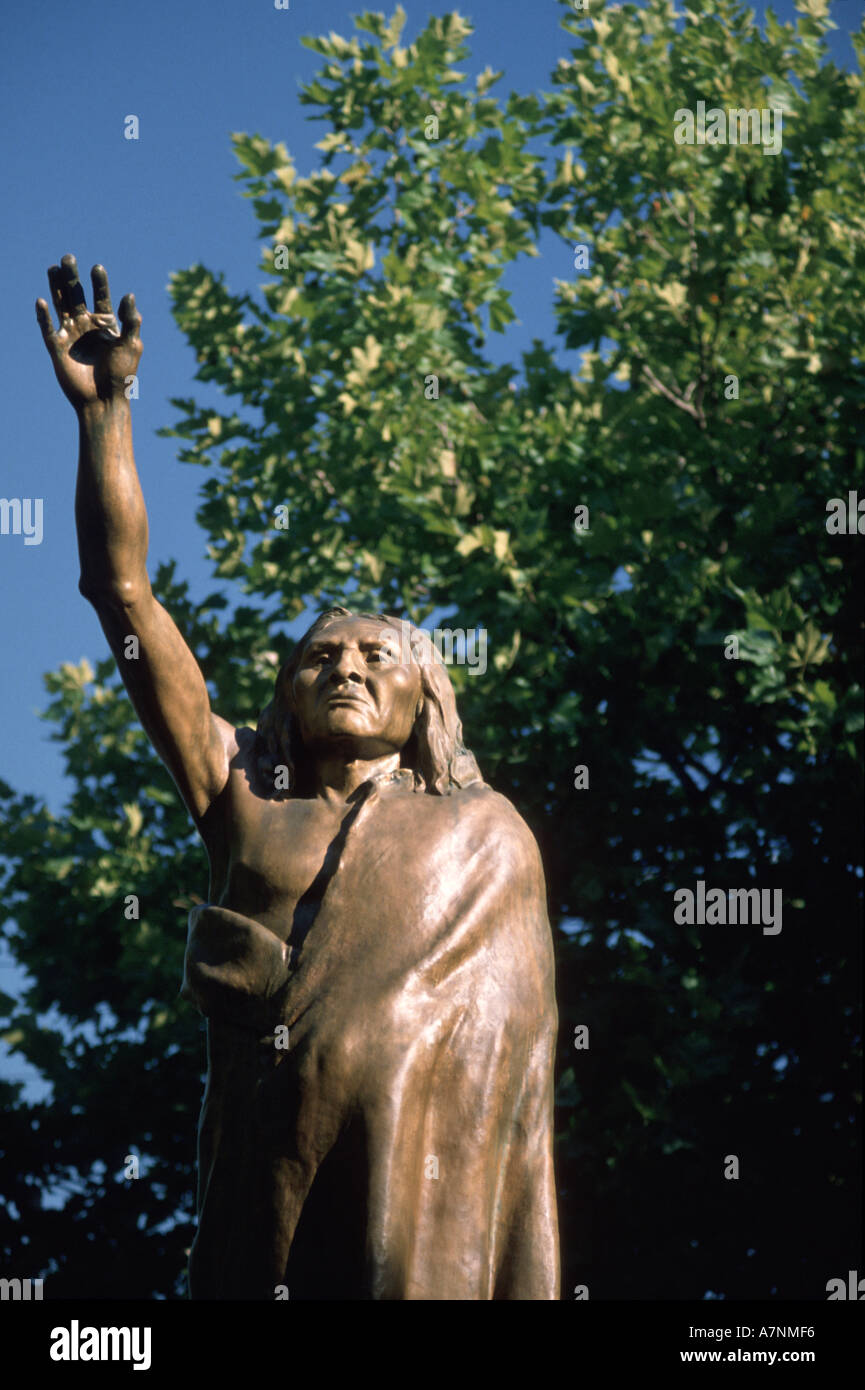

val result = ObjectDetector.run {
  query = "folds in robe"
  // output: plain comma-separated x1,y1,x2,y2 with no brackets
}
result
183,769,560,1300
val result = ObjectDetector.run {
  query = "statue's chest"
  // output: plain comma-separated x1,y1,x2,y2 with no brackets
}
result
217,780,479,966
219,797,346,934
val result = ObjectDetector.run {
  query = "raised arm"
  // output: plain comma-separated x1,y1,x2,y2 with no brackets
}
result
36,254,235,823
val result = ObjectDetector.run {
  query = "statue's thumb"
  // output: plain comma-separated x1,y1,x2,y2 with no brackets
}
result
35,299,56,349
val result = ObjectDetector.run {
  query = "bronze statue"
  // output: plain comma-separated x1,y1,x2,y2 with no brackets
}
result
37,255,560,1300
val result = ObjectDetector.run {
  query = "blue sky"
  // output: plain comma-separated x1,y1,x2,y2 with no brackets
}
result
0,1,860,1088
0,0,858,816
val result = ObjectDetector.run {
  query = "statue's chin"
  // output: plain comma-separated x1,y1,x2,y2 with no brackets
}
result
321,708,370,737
307,726,403,765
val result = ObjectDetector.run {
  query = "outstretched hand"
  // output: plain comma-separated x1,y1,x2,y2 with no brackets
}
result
36,254,142,412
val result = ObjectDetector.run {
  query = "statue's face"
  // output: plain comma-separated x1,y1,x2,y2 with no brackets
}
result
291,616,422,756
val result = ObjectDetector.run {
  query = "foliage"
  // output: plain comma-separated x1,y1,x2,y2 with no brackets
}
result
1,1,862,1298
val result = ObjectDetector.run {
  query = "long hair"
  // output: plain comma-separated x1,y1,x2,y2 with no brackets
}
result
255,607,483,797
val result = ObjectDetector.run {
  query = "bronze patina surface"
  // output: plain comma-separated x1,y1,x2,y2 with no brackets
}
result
38,256,560,1300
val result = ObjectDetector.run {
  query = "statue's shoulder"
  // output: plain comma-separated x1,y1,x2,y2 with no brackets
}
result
453,782,543,860
227,724,265,783
446,785,548,923
456,780,531,824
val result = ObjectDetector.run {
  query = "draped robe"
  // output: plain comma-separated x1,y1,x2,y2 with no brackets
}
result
182,767,559,1300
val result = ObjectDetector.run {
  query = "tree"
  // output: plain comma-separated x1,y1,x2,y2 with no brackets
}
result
1,1,861,1299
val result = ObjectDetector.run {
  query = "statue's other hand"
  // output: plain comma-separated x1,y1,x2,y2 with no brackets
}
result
35,254,142,411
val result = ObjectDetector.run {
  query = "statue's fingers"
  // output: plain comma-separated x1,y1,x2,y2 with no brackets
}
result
47,265,66,322
59,253,87,316
118,292,141,340
91,264,113,317
35,298,58,350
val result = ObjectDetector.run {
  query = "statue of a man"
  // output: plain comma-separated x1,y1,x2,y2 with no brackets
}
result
37,255,560,1300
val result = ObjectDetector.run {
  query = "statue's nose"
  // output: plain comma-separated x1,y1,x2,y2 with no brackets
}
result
329,650,364,682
